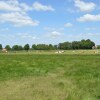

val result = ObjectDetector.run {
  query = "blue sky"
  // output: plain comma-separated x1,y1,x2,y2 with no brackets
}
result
0,0,100,47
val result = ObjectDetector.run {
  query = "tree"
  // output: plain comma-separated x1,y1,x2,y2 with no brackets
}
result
72,41,80,49
79,39,95,49
24,44,30,51
18,45,23,50
12,45,19,51
48,44,54,50
0,44,2,50
85,39,95,49
32,44,37,50
58,42,72,50
97,45,100,49
33,44,49,50
5,45,11,50
54,45,58,50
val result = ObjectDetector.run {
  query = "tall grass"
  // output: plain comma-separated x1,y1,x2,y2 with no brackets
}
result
0,54,100,100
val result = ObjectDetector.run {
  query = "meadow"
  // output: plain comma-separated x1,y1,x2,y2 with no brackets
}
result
0,50,100,100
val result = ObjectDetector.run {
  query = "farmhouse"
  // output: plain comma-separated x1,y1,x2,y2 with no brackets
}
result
2,48,8,53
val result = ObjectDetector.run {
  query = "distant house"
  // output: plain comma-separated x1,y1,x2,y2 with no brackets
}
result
92,46,97,49
2,48,8,53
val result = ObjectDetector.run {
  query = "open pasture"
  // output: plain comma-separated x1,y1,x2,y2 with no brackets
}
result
2,49,100,55
0,53,100,100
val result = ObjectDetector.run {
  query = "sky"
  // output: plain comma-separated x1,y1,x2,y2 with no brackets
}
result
0,0,100,47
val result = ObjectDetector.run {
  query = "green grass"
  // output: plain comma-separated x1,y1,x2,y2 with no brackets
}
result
0,53,100,100
2,49,100,55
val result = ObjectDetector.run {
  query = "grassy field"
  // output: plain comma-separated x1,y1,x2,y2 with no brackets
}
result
0,52,100,100
4,49,100,55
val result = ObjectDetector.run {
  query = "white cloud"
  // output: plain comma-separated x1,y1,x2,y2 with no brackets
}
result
33,2,55,11
85,27,100,31
64,23,73,27
0,0,39,27
0,0,55,12
0,32,39,40
0,0,21,12
0,33,15,38
18,33,38,40
0,0,55,26
43,27,55,31
77,14,100,22
0,12,39,27
74,0,96,12
49,31,62,38
68,33,100,38
0,32,39,46
20,3,32,11
0,0,32,12
44,27,64,32
79,33,100,37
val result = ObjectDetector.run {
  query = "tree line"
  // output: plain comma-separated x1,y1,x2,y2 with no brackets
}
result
0,39,98,51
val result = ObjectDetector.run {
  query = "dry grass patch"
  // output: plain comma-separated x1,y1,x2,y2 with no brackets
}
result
0,75,72,100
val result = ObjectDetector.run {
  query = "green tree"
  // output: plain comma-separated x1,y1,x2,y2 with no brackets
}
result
18,45,23,50
72,41,80,49
0,44,2,50
79,39,95,49
48,44,54,50
54,45,58,50
12,45,19,51
5,45,11,50
97,45,100,49
35,44,49,50
58,42,72,50
24,44,30,51
32,44,37,50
